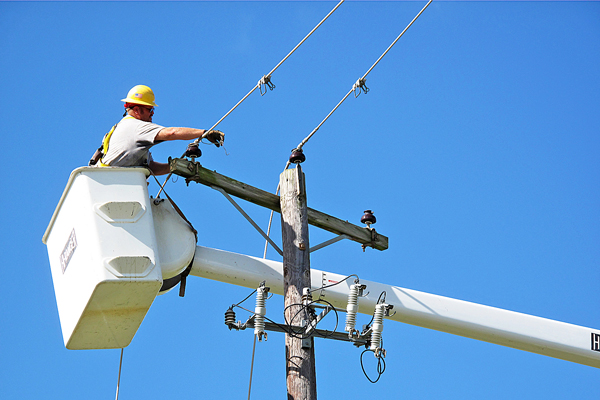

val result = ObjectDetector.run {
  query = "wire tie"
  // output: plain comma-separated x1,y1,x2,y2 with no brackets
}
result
353,77,369,98
258,75,276,96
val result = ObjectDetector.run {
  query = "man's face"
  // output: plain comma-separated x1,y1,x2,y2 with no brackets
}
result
135,105,154,122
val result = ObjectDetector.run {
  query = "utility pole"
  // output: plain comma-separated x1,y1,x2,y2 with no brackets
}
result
280,164,317,400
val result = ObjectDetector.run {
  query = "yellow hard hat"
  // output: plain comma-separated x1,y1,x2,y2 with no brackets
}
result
121,85,158,107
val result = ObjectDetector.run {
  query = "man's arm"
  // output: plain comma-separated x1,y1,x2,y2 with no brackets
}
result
148,160,171,176
155,127,206,142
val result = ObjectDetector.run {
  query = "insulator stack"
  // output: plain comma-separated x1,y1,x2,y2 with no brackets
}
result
370,304,386,352
345,284,360,333
254,286,267,341
302,287,313,306
224,307,236,329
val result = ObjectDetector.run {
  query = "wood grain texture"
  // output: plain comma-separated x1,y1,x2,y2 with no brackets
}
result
170,158,388,250
280,167,317,400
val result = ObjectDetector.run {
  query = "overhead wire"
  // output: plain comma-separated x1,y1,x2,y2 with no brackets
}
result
262,0,433,257
292,0,433,157
156,0,345,199
194,0,346,147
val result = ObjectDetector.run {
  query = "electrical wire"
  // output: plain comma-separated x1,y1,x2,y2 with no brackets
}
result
306,274,359,295
360,341,387,384
292,0,433,156
247,334,257,400
364,291,388,329
284,299,339,339
115,348,124,400
192,0,346,148
262,0,433,254
157,0,345,199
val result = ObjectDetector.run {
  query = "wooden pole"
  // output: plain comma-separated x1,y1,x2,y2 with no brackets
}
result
280,165,317,400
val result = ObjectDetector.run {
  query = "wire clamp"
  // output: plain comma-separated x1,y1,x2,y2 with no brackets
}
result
259,74,276,96
353,77,370,98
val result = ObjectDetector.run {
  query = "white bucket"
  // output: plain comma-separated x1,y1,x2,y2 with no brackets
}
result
43,167,162,349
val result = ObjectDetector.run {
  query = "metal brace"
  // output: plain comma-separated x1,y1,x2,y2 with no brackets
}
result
361,227,378,252
212,186,283,256
309,234,350,253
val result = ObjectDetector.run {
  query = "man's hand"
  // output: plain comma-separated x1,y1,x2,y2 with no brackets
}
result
205,129,225,147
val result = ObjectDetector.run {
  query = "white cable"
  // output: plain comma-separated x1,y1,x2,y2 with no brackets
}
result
157,1,346,198
294,0,433,154
194,0,346,145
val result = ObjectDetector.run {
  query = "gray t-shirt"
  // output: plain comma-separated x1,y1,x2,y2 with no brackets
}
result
102,116,165,167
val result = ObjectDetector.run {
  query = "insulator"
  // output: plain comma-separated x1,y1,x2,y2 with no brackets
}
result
345,284,360,333
302,287,313,306
361,210,376,226
370,304,386,352
185,143,202,159
224,307,236,329
254,286,267,341
289,148,306,164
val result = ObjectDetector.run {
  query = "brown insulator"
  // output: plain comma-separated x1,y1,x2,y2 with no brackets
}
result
224,307,236,329
185,143,202,159
361,210,376,226
289,148,306,164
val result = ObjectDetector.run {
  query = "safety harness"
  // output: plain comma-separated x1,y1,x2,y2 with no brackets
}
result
89,116,134,167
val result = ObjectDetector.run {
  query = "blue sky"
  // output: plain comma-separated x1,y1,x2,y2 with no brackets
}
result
1,1,599,399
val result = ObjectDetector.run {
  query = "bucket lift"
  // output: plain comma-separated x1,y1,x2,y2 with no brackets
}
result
42,166,600,370
42,167,195,349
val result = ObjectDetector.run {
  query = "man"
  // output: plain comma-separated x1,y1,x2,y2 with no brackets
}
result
94,84,223,175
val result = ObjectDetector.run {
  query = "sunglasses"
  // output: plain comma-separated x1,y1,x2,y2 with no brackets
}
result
135,105,154,113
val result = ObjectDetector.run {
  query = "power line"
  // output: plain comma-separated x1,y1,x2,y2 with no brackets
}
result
156,0,345,199
194,0,346,145
292,0,433,158
263,0,433,258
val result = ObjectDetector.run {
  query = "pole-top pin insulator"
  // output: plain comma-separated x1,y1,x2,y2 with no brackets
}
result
361,210,376,226
289,148,306,164
185,143,202,160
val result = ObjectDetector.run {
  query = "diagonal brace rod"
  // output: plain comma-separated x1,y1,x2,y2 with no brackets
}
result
309,234,350,253
212,186,283,256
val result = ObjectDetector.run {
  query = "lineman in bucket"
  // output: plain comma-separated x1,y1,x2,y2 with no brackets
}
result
90,84,224,175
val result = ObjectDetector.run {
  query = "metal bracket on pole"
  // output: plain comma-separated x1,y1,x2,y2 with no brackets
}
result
212,186,283,256
309,234,350,253
304,305,333,337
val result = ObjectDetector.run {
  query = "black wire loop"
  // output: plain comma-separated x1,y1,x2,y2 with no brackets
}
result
360,347,387,383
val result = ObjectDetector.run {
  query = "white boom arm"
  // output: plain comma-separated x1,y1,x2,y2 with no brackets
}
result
192,245,600,368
